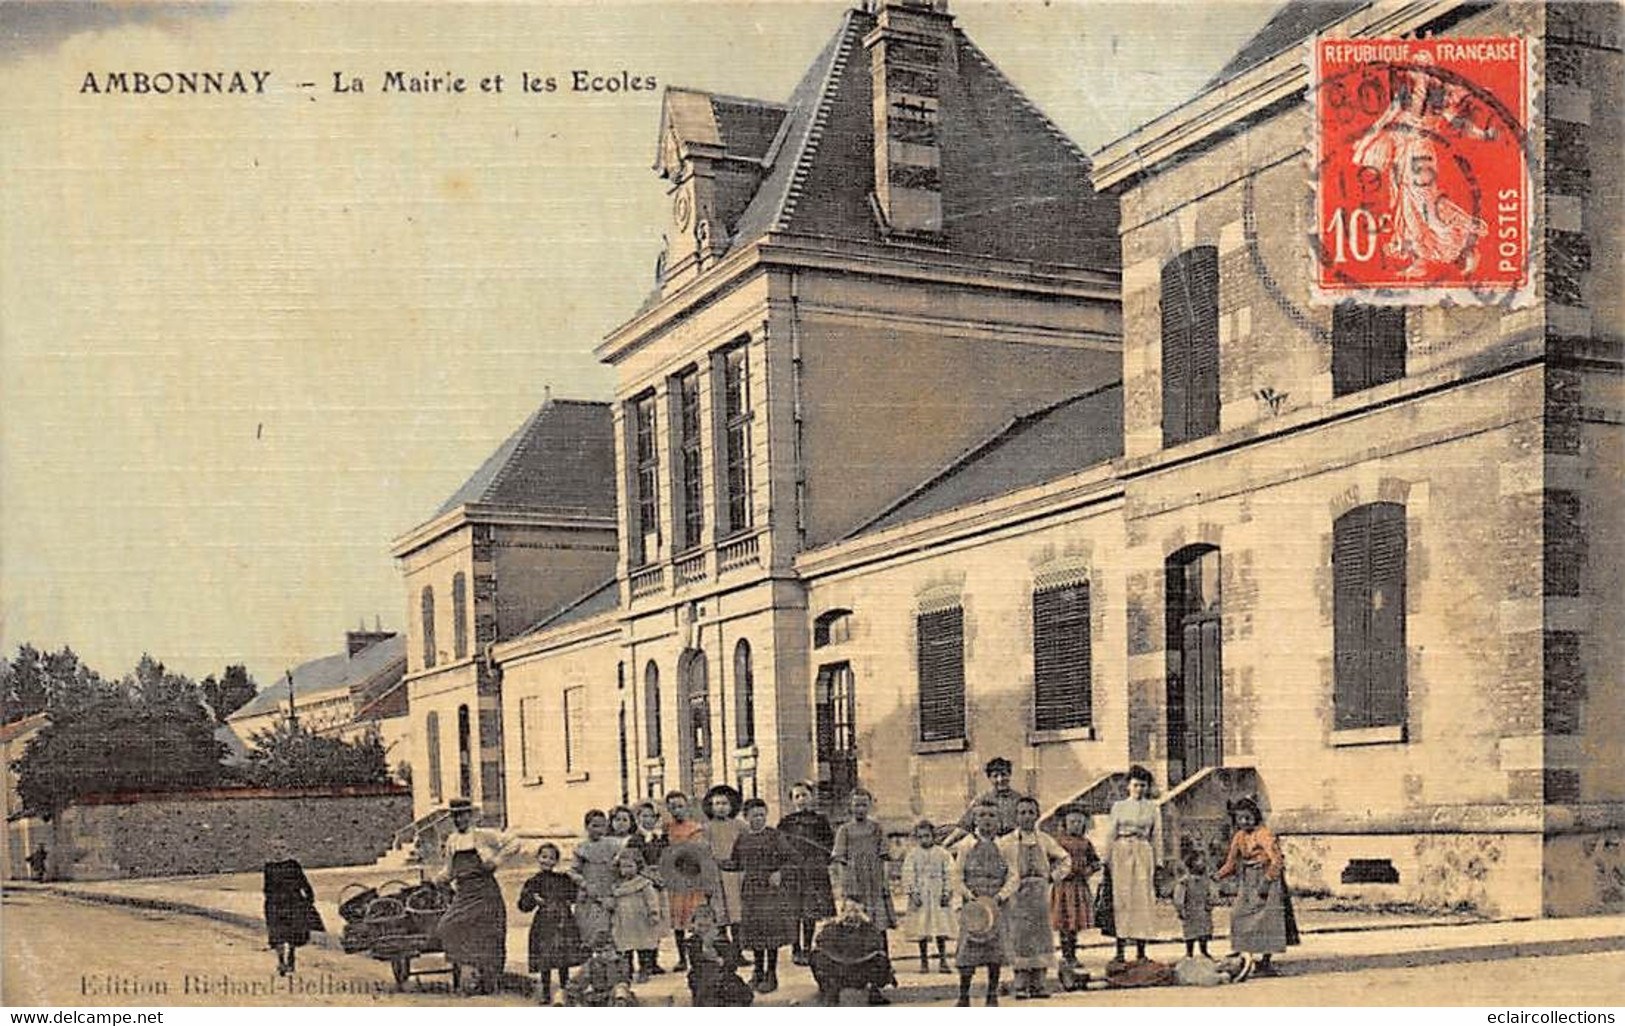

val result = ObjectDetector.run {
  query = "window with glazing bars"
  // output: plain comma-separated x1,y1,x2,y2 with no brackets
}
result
633,394,659,564
678,370,704,551
917,607,965,742
722,345,753,535
1033,581,1092,731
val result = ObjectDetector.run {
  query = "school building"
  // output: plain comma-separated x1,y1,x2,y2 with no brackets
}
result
392,0,1622,918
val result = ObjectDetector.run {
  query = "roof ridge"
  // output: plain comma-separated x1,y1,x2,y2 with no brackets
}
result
955,31,1090,166
773,9,862,233
844,385,1117,541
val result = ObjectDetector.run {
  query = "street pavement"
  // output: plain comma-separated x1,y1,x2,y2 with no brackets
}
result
5,876,1624,1007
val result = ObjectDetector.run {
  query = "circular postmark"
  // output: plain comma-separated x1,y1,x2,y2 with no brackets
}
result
1244,38,1538,340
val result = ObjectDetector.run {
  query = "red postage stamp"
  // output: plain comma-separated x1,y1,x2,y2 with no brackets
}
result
1311,36,1530,302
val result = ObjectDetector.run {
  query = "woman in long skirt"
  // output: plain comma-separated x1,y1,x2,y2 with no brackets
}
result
437,797,516,993
1215,797,1299,976
1103,765,1159,963
263,850,324,976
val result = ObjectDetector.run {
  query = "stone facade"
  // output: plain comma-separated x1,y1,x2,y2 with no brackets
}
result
38,785,410,881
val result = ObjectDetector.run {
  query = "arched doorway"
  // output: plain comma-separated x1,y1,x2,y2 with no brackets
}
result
678,650,712,795
1166,545,1222,787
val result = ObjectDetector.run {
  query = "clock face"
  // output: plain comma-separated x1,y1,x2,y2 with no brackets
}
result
674,191,693,231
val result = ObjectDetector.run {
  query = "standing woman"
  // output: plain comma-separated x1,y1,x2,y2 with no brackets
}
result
436,796,518,993
1215,797,1298,976
1103,765,1160,964
778,780,835,965
703,784,747,949
262,839,324,976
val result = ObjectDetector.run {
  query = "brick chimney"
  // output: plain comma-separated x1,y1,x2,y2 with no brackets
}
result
346,629,395,657
865,0,953,236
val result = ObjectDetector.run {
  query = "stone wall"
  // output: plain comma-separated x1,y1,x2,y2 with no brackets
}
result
44,785,410,881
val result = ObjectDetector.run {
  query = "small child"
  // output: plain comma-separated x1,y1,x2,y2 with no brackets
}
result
567,929,637,1006
1174,846,1216,959
570,809,622,944
900,821,955,973
684,904,754,1007
517,842,584,1005
628,801,669,976
1048,803,1101,967
950,802,1007,1006
611,849,663,982
830,789,895,1005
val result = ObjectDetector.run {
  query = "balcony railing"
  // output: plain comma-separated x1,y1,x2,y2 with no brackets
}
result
629,565,664,598
673,551,708,587
717,532,762,573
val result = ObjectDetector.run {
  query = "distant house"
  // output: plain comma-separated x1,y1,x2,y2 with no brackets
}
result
2,712,48,880
227,631,408,763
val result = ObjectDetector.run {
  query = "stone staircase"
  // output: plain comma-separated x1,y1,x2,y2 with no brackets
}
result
1157,765,1262,870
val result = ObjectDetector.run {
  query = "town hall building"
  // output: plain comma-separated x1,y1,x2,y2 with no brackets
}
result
394,0,1622,918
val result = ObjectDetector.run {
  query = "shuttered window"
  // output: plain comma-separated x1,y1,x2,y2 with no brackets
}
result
420,586,437,669
452,573,468,660
1033,582,1092,731
644,662,663,758
563,687,586,774
917,607,966,743
518,696,544,780
1333,503,1407,729
425,711,443,802
1161,246,1220,447
1332,303,1406,396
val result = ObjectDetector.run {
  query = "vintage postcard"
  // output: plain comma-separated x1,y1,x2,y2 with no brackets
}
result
2,0,1621,1012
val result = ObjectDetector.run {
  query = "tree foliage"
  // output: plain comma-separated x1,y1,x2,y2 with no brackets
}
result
244,721,390,789
2,644,107,723
13,653,227,819
201,664,257,722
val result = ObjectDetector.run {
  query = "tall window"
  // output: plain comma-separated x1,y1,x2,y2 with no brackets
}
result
424,711,443,802
456,703,473,799
734,640,755,748
420,586,437,669
917,606,966,743
644,661,663,758
451,572,468,660
633,393,660,565
1333,503,1407,730
1332,303,1406,396
564,686,586,774
518,696,544,780
677,369,704,551
722,343,753,536
1033,581,1092,731
1161,246,1220,447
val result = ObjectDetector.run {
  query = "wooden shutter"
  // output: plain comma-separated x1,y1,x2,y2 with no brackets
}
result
1334,305,1406,396
1033,583,1091,731
1161,257,1191,446
917,608,966,742
1162,247,1219,445
425,711,443,802
1367,504,1407,727
1332,506,1371,729
1186,247,1221,438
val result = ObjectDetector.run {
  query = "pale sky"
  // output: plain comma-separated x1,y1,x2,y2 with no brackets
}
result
0,0,1276,688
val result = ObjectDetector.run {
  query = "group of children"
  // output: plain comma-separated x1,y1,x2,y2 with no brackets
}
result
512,783,1275,1006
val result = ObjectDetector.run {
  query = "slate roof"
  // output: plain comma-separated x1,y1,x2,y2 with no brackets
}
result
230,634,406,720
517,576,621,642
673,7,1121,271
851,384,1123,538
433,400,616,520
1207,0,1367,88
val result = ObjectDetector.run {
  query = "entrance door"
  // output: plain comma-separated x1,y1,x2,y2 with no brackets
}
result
1166,546,1222,787
815,663,857,809
681,650,712,795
